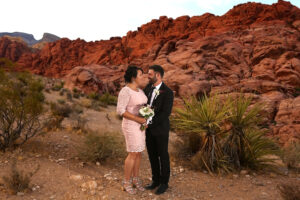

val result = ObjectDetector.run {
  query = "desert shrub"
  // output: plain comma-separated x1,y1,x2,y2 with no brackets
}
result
47,102,72,130
281,142,300,169
223,94,279,169
171,93,279,173
50,102,71,118
242,129,278,170
79,99,92,108
99,92,117,106
2,159,39,195
52,82,64,91
171,94,232,173
73,92,80,99
70,112,87,132
293,87,300,97
72,104,83,114
88,92,100,100
78,130,124,163
0,70,45,151
278,181,300,200
0,57,16,69
66,91,73,101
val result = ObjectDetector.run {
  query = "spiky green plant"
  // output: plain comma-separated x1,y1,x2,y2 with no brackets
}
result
224,94,278,169
243,129,279,170
171,94,232,173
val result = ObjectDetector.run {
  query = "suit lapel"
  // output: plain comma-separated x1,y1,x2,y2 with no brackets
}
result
152,82,165,106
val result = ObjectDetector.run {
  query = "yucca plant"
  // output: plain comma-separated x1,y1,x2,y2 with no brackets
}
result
171,94,232,173
224,94,278,169
243,129,279,170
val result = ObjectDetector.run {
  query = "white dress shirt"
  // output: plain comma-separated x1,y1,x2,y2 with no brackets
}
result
150,81,162,106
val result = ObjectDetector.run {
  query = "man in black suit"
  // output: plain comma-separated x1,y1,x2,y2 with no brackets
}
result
143,65,174,195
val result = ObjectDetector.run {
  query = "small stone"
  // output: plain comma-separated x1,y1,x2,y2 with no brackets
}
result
70,174,83,181
240,170,248,175
49,195,56,199
245,175,251,178
233,174,239,179
56,158,66,163
96,162,101,166
81,181,97,190
17,192,24,196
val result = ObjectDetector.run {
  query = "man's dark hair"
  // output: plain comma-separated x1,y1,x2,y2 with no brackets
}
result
149,65,164,78
124,65,143,83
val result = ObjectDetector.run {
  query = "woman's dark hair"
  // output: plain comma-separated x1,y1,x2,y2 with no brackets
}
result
124,65,143,83
149,65,164,78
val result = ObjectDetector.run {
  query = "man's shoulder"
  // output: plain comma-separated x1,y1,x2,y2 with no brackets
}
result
161,83,173,94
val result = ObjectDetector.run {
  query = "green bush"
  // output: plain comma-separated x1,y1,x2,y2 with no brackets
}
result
78,130,124,163
171,94,232,173
223,94,279,170
0,70,45,151
171,93,279,173
0,57,16,69
293,88,300,97
88,92,100,100
99,92,117,106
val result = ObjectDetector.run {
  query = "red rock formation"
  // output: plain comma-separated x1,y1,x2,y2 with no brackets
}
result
0,37,32,62
1,0,300,145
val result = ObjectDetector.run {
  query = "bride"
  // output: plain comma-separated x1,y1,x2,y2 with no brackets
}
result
116,65,148,194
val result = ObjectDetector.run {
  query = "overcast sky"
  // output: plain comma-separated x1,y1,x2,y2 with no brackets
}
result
1,0,299,41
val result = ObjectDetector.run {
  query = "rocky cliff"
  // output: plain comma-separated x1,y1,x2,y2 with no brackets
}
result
0,0,299,145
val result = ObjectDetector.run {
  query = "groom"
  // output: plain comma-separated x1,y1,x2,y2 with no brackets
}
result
143,65,174,195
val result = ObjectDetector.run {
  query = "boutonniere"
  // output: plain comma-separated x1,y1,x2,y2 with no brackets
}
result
154,89,160,100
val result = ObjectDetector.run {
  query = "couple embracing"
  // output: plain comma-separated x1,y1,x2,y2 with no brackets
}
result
116,65,174,195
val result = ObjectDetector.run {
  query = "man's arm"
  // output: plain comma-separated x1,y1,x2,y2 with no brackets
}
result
148,89,174,129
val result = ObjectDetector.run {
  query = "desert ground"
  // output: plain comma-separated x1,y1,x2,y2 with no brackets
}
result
0,81,298,200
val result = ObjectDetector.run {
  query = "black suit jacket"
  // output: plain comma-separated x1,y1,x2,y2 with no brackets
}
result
143,82,174,136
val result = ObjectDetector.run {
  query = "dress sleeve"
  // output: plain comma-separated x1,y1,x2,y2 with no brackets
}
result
116,87,131,116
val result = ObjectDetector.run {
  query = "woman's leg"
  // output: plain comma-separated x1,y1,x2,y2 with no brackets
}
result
132,152,142,177
132,152,145,191
124,152,138,181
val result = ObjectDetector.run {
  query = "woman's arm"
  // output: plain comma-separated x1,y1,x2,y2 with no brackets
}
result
116,87,146,124
122,111,146,124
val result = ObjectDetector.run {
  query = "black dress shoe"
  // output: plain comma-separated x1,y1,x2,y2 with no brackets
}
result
155,184,168,195
145,182,160,190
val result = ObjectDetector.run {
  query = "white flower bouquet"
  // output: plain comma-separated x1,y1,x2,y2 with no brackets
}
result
139,105,154,131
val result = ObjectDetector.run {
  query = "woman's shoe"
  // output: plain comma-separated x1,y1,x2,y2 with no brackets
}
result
122,179,137,195
132,177,145,192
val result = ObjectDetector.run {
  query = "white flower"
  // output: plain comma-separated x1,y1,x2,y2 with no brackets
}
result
139,105,154,119
154,89,160,98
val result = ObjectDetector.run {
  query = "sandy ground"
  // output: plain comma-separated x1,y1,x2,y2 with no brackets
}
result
0,89,299,200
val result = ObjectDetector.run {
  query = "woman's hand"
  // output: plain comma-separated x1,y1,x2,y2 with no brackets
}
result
135,116,146,124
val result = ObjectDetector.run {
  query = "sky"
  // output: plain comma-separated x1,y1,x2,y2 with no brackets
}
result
1,0,299,42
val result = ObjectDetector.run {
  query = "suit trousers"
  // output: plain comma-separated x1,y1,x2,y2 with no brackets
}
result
146,130,170,185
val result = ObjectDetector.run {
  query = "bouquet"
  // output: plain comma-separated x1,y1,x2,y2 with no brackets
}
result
139,104,154,131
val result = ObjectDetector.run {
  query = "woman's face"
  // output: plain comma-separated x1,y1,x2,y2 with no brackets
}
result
134,69,148,88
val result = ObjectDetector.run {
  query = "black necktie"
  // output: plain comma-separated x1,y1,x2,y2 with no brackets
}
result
147,86,155,104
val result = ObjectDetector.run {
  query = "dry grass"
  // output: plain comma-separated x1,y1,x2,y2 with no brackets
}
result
77,130,125,163
278,181,300,200
2,159,39,195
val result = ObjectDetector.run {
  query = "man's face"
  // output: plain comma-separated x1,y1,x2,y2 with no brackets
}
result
148,69,158,84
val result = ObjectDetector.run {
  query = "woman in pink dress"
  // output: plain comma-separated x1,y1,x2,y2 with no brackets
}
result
116,66,148,194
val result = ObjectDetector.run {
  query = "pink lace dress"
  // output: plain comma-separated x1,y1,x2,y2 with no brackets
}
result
116,86,148,152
